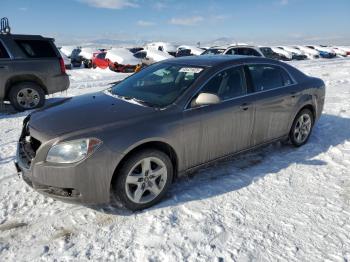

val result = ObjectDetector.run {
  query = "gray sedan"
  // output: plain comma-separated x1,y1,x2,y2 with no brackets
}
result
15,56,325,211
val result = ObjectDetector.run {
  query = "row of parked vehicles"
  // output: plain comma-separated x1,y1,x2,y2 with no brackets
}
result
59,42,350,73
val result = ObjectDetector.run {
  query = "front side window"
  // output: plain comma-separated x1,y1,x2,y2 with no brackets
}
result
200,66,246,101
0,42,10,59
15,39,57,58
110,63,204,107
247,65,293,92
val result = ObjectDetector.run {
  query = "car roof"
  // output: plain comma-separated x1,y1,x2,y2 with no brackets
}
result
165,55,276,67
0,34,54,41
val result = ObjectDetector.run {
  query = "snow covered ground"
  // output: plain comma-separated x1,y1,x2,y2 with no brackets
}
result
0,59,350,261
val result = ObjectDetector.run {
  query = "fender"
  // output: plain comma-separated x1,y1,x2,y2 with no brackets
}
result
288,93,316,131
4,74,47,99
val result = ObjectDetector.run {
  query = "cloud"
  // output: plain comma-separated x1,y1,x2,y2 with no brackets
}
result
153,1,167,10
79,0,138,9
19,7,28,11
169,16,204,26
137,20,155,27
210,14,231,21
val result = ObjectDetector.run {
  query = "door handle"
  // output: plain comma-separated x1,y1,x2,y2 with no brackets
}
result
0,65,8,69
240,103,250,111
290,92,297,98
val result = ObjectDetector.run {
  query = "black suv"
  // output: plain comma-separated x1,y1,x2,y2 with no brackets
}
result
0,20,69,111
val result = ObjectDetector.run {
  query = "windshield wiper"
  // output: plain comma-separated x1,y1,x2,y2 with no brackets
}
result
131,97,158,108
113,93,157,108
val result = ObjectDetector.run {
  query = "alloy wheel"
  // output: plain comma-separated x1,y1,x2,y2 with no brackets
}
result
125,157,168,204
293,113,312,144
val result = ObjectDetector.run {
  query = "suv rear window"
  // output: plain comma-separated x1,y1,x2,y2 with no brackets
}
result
0,42,10,58
15,39,57,58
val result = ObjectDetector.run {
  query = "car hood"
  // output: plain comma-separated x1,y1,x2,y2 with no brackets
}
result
29,92,155,139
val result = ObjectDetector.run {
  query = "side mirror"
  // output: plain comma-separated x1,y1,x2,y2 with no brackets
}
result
194,92,220,107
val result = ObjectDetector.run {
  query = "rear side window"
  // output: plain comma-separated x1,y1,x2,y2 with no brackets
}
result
247,65,293,92
0,42,10,58
201,66,246,100
15,39,57,58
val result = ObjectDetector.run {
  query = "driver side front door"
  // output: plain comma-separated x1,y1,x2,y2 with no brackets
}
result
181,65,255,169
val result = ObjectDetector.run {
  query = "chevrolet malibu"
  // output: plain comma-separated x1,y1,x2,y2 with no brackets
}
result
15,56,325,211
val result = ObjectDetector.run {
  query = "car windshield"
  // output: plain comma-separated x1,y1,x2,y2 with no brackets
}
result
202,48,225,55
109,63,204,107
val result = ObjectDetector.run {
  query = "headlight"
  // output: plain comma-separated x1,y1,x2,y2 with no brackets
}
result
46,138,102,164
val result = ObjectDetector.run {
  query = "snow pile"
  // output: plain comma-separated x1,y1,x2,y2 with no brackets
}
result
145,49,173,62
0,59,350,261
79,47,98,60
105,48,140,65
60,46,76,57
177,45,204,55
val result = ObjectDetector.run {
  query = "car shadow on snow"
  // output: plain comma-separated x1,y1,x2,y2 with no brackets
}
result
100,113,350,215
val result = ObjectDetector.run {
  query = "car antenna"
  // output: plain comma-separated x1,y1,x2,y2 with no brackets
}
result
0,17,11,34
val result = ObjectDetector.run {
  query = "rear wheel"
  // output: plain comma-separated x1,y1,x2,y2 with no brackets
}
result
112,149,173,211
8,82,45,111
289,109,314,147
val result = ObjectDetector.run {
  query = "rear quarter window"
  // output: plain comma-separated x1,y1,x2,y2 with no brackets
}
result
15,39,57,58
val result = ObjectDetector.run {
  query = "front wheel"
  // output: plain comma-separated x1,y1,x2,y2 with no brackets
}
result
112,149,173,211
8,82,45,111
289,109,314,147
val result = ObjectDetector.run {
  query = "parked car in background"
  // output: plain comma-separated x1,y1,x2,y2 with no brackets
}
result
257,46,284,60
134,49,173,66
0,33,69,111
201,46,226,55
16,56,325,210
276,47,307,60
202,45,284,61
59,50,72,69
60,45,76,58
176,48,192,57
105,48,141,72
321,46,347,57
91,50,108,69
144,42,177,56
271,47,293,61
128,47,144,54
293,46,320,59
306,45,336,58
71,48,83,67
79,47,98,68
177,45,204,56
337,46,350,56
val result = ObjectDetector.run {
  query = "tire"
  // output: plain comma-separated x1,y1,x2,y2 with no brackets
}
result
289,108,314,147
8,82,45,111
112,149,173,211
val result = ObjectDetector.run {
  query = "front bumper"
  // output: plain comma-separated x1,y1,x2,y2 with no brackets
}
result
15,118,122,205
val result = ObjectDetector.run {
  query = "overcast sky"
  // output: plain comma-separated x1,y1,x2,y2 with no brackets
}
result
2,0,350,46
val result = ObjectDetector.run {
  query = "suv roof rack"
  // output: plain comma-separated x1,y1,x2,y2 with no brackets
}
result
1,17,11,34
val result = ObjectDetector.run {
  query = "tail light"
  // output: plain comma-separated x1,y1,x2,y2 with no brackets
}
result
59,58,66,74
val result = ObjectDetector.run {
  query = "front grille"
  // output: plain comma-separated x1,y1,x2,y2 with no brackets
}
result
18,116,41,168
